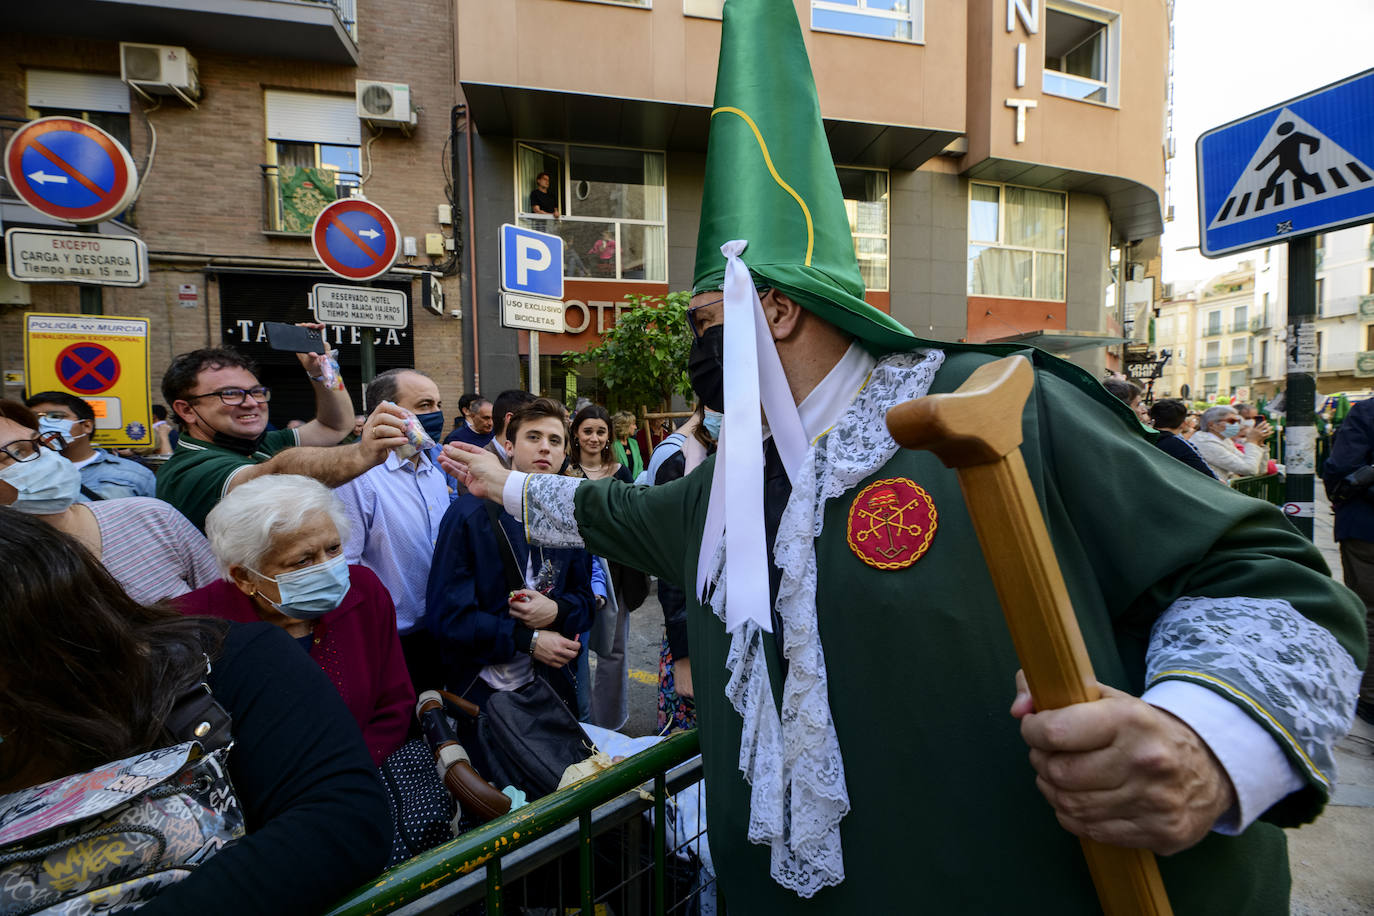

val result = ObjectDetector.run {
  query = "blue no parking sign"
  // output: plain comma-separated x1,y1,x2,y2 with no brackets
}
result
3,117,138,224
1198,68,1374,257
500,223,564,299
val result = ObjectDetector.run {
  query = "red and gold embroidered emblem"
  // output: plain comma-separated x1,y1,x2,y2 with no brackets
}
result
846,477,938,570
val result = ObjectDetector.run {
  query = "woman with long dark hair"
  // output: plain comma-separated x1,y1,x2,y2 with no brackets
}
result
566,404,631,483
0,508,390,913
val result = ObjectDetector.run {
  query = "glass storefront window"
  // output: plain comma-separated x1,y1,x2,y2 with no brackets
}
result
838,167,889,291
516,142,666,282
967,182,1066,300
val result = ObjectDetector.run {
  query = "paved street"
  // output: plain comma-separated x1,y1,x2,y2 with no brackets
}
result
1290,485,1374,914
607,485,1374,911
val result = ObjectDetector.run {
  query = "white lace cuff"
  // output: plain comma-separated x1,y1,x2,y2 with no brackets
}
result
1146,596,1361,793
515,472,585,548
1143,679,1304,833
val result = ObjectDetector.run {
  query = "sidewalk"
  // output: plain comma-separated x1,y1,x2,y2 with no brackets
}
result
1287,486,1374,914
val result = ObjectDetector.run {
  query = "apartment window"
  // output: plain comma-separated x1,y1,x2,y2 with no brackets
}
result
1316,277,1326,306
967,183,1066,300
838,167,889,291
26,69,133,164
1043,2,1119,105
812,0,923,43
1259,340,1269,377
1229,337,1248,365
1202,341,1221,368
1227,370,1248,392
1203,372,1218,399
263,91,360,233
1231,305,1248,332
1204,310,1222,335
516,142,666,282
1262,292,1270,324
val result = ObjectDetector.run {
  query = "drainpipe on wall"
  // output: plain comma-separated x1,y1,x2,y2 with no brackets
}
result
455,103,480,393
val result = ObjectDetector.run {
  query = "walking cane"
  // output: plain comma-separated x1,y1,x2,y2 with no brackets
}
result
885,355,1173,916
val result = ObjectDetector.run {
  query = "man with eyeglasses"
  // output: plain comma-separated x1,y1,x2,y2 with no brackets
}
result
157,346,409,532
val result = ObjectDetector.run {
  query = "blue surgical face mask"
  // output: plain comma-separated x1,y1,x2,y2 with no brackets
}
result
249,553,351,619
417,410,445,442
37,417,86,443
702,409,722,440
0,446,82,514
1222,422,1242,438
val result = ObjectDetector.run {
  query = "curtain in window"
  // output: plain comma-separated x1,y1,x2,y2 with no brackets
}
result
642,152,667,282
968,246,1032,298
518,145,547,214
1005,187,1065,251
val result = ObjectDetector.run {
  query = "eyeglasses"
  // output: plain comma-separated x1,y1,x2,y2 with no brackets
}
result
184,386,272,406
0,431,66,464
686,288,772,340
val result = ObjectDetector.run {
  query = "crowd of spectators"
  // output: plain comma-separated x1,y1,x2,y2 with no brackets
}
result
1100,375,1275,484
0,340,708,913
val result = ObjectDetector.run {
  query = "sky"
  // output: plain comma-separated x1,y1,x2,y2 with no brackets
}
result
1162,0,1374,292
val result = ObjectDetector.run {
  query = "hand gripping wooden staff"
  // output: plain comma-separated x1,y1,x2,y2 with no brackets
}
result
885,355,1172,916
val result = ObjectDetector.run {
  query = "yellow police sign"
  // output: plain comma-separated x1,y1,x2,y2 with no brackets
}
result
23,313,152,447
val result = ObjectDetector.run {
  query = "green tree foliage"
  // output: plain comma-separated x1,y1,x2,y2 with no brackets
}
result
563,291,695,413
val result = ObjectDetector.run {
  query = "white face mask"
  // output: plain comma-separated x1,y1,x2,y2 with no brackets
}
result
37,417,87,444
0,446,82,514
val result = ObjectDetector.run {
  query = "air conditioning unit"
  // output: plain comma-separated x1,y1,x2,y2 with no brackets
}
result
120,43,200,102
356,80,417,128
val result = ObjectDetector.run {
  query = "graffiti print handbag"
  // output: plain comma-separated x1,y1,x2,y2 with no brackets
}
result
0,675,244,914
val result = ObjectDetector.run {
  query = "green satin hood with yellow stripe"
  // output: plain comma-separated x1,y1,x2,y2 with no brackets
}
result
691,0,920,355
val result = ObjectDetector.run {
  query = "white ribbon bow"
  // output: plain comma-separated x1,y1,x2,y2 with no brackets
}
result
696,240,809,632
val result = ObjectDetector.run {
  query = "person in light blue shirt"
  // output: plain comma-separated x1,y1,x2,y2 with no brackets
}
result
26,390,157,500
334,368,451,693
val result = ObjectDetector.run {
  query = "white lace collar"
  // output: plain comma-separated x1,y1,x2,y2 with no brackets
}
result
704,347,946,897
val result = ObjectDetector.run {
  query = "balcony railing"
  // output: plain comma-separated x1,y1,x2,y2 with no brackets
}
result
318,0,358,41
1318,294,1360,318
1199,356,1223,368
261,163,360,235
1250,314,1271,332
1230,319,1250,333
1227,352,1250,366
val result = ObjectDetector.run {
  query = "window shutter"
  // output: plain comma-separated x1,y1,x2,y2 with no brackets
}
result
26,70,130,114
265,91,360,146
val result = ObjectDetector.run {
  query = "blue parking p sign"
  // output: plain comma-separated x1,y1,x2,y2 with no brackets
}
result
1197,68,1374,257
500,223,564,299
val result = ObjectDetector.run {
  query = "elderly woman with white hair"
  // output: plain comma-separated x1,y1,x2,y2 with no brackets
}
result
177,474,413,765
1192,404,1269,483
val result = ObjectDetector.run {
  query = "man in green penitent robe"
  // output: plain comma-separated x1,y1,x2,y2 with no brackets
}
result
443,1,1367,911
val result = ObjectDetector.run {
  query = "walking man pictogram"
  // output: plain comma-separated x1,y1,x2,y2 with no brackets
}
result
1256,121,1324,207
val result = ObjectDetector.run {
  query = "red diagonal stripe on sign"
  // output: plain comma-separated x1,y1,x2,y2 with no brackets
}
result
67,352,112,387
31,138,107,198
327,214,384,264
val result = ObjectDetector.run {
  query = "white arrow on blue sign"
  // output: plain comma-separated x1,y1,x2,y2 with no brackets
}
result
1197,68,1374,257
499,223,564,299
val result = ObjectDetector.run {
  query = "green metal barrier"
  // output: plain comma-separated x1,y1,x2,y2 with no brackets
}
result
325,729,705,916
1230,473,1283,506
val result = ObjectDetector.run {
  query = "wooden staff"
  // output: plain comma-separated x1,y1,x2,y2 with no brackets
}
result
885,355,1172,916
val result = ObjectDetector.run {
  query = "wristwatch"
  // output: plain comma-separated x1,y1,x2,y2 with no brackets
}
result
529,629,540,656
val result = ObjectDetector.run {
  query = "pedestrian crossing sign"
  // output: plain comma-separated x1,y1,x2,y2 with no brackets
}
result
1198,68,1374,257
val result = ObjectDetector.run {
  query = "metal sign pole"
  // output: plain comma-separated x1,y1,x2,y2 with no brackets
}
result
1285,235,1317,540
77,224,103,315
528,330,540,395
360,328,376,385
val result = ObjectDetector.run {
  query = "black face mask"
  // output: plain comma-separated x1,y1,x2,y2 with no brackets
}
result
191,405,267,456
687,324,725,413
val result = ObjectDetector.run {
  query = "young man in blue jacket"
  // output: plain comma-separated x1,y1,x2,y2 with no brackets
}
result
426,398,593,710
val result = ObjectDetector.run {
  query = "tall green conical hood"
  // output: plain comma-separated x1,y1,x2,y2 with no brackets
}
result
692,0,918,353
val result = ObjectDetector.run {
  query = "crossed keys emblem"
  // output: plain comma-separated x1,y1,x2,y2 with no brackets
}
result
846,478,938,570
854,488,924,558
